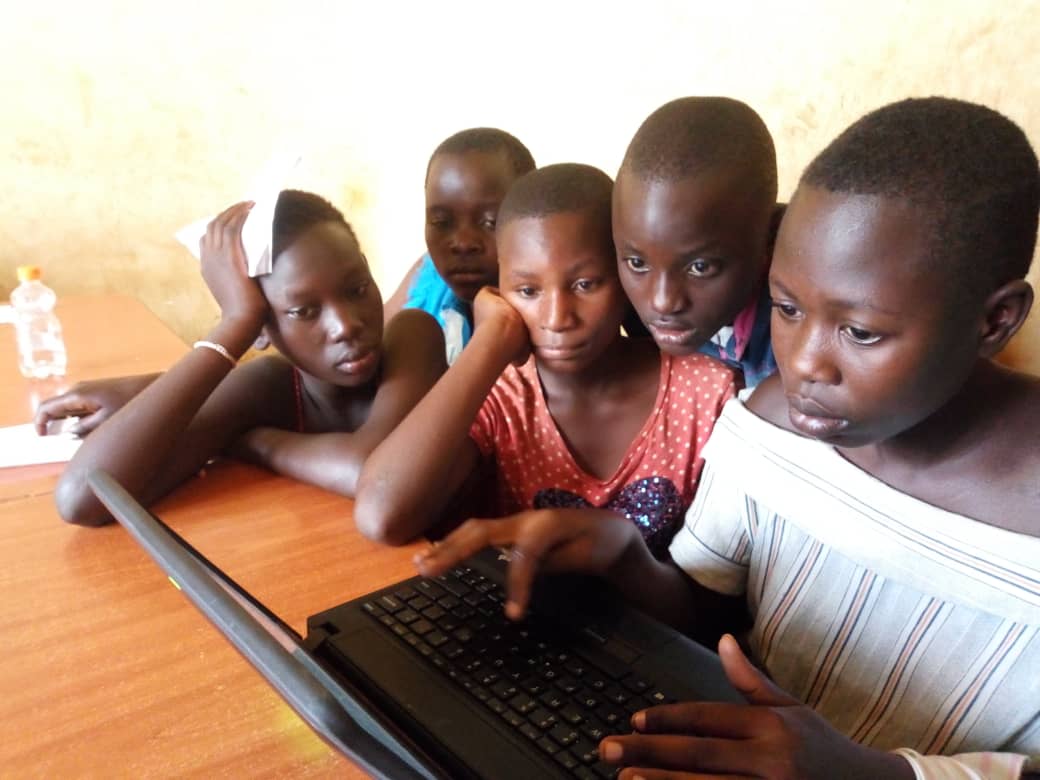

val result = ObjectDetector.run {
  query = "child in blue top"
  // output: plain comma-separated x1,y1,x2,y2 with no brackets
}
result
383,128,536,364
614,97,782,388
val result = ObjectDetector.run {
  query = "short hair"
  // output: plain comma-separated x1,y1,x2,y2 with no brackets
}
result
497,163,613,244
426,127,536,181
619,97,778,203
802,97,1040,295
272,189,358,260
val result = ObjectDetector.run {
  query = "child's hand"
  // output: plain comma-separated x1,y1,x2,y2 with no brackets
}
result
473,286,531,366
199,201,268,332
33,374,159,436
599,635,915,780
414,508,640,620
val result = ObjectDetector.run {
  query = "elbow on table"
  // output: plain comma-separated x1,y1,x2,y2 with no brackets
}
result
53,472,112,527
353,482,419,547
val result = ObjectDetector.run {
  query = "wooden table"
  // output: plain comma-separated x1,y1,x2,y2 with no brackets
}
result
0,296,419,777
0,295,189,489
0,463,420,777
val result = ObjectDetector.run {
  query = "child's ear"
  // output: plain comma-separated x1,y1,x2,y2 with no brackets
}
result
253,328,271,351
978,279,1033,357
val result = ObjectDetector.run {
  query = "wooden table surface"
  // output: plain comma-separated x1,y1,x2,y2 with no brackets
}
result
0,295,420,777
0,295,189,488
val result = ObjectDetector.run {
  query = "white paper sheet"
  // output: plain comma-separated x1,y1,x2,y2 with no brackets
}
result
0,423,81,468
175,151,303,277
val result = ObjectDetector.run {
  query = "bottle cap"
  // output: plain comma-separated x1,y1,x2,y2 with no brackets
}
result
16,265,41,282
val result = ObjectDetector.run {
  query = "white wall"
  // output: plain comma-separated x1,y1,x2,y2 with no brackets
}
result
3,0,1038,369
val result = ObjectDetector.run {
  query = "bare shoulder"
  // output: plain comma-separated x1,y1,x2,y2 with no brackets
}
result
745,373,795,431
381,308,447,377
202,354,295,425
384,308,446,353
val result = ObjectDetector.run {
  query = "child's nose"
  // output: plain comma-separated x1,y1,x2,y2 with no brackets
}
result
449,223,483,254
789,326,841,386
325,303,365,343
650,272,685,315
542,291,575,331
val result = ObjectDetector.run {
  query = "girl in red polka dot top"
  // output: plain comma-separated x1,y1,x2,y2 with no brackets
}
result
356,164,739,553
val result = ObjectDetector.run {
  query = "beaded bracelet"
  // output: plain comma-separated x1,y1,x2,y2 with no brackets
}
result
193,340,237,367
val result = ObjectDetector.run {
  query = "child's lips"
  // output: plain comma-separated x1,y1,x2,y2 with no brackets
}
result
787,396,850,438
535,341,587,360
648,321,699,347
334,349,379,375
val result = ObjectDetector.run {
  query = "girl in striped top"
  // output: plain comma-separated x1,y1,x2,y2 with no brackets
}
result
416,97,1040,779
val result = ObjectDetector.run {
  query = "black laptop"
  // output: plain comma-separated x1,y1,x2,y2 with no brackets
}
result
89,469,740,780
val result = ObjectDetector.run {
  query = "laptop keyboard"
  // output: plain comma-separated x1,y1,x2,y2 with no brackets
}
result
360,564,677,780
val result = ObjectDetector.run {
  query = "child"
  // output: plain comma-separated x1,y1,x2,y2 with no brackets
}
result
615,97,782,388
416,98,1040,778
35,129,533,436
383,127,536,364
355,163,740,547
56,190,446,526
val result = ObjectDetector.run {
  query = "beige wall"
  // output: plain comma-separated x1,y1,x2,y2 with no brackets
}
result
4,0,1039,372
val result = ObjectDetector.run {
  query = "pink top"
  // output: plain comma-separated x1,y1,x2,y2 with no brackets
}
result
469,353,739,554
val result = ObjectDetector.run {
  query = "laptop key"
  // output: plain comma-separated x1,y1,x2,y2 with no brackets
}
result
410,619,434,636
360,601,384,616
485,697,506,715
408,595,433,611
529,708,558,730
558,703,585,725
536,736,559,755
377,594,405,613
622,676,650,694
394,586,418,601
415,579,445,599
580,721,607,741
554,750,580,771
421,605,447,622
519,723,541,741
549,723,579,746
502,709,525,728
509,692,538,714
593,761,619,778
437,595,461,610
571,739,599,764
425,631,449,648
396,609,420,625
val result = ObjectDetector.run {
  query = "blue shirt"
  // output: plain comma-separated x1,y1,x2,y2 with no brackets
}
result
403,254,473,364
698,285,776,389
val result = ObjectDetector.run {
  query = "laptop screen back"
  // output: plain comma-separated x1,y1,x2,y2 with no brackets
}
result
87,469,438,780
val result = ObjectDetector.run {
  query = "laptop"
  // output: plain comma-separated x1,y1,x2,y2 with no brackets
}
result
89,469,741,780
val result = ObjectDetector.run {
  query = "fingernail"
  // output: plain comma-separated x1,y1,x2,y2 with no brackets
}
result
632,711,646,730
601,741,622,761
505,601,523,620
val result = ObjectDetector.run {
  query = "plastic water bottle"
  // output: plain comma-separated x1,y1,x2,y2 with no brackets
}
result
10,265,67,379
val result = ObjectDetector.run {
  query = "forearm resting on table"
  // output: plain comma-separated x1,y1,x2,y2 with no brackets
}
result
232,428,365,496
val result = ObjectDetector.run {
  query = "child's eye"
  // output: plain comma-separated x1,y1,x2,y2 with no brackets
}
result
841,325,883,345
771,301,800,319
624,256,648,274
348,282,370,299
574,278,598,293
516,286,538,299
686,258,717,277
480,216,497,231
287,305,318,320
